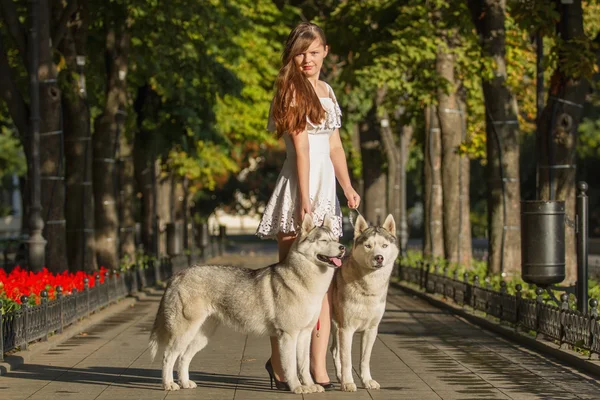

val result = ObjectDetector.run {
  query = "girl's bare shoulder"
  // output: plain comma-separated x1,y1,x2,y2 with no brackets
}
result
317,80,331,98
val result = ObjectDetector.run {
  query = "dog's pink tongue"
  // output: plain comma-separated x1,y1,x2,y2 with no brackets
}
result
330,257,342,267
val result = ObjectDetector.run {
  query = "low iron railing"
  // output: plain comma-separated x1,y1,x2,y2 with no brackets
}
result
399,261,600,357
0,252,199,361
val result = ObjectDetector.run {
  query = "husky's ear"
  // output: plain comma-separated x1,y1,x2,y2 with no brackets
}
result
382,214,396,236
322,214,333,230
354,214,369,238
301,213,315,233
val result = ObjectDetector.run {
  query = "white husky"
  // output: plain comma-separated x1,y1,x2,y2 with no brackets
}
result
330,214,399,391
149,214,345,393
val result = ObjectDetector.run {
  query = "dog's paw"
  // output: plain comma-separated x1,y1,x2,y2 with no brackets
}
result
309,384,325,393
179,380,197,389
291,385,313,394
341,382,357,392
363,379,380,390
163,381,180,391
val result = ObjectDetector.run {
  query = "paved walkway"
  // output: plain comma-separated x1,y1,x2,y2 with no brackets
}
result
1,245,600,399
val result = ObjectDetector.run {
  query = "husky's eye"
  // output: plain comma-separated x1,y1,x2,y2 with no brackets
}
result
365,244,372,249
382,244,388,248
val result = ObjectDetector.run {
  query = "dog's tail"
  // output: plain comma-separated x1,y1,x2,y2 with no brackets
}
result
149,296,167,362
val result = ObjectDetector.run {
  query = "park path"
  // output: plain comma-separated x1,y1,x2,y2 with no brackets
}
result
1,244,599,400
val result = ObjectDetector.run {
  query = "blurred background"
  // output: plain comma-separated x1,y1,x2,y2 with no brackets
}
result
0,0,599,283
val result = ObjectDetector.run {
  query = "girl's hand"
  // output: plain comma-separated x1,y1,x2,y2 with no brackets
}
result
344,187,361,209
300,200,312,222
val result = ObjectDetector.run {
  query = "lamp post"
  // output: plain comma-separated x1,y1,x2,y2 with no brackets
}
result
27,0,47,270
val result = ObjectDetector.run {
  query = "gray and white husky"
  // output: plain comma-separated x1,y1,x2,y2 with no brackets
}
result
330,214,399,392
149,214,345,393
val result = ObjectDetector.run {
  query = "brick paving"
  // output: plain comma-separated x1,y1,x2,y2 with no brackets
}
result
1,243,599,399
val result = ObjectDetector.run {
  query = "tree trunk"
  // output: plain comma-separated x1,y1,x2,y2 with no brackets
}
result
156,164,172,256
537,0,590,284
133,153,155,254
118,130,136,263
381,114,397,230
93,8,130,270
437,42,462,264
458,95,473,266
350,124,364,215
469,0,521,276
423,105,444,258
39,0,67,272
380,102,412,251
59,0,96,273
398,125,413,253
360,94,387,225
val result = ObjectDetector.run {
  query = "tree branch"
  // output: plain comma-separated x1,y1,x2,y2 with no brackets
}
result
0,35,29,141
52,0,78,49
0,0,28,66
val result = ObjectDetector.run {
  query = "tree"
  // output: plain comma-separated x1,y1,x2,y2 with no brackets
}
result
423,105,444,257
535,0,597,283
90,0,130,270
0,0,74,271
58,0,96,272
436,10,473,265
469,0,522,276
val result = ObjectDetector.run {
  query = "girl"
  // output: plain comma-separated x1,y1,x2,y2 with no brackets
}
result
256,22,360,391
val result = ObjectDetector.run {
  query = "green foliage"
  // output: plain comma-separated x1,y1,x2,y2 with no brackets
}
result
402,250,599,304
0,126,25,177
167,141,239,192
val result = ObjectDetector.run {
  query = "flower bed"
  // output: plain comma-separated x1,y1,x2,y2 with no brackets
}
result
0,266,110,313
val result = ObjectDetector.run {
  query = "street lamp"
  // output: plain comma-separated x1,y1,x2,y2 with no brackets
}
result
27,0,47,270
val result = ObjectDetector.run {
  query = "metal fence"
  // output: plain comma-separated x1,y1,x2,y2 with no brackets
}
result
399,261,600,356
0,252,199,361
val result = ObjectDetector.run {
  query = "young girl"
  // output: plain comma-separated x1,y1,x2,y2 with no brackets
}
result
256,22,360,391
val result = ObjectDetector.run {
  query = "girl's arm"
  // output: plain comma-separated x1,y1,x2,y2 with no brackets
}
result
289,130,312,220
329,129,360,209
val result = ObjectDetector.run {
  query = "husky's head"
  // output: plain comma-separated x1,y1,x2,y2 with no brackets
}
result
296,214,346,269
352,214,399,269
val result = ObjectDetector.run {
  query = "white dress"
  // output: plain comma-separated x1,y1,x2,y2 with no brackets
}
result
256,82,343,239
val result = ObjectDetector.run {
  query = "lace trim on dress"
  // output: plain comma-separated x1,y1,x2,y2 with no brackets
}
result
255,194,343,239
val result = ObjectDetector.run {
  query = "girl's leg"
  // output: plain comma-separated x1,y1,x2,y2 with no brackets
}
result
269,232,296,381
310,289,332,383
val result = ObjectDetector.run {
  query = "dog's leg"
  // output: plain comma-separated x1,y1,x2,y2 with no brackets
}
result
279,332,308,394
162,319,205,391
339,327,357,392
330,321,342,383
296,327,323,393
359,328,380,389
177,317,219,389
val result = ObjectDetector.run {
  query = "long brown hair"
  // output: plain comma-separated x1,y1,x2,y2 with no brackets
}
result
272,22,327,138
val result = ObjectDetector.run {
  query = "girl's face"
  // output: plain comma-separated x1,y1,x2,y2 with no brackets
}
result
293,39,328,79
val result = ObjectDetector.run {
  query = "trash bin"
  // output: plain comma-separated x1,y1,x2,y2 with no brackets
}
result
521,200,566,286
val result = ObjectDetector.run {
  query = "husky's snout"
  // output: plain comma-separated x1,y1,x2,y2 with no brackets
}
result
317,245,346,268
375,254,384,264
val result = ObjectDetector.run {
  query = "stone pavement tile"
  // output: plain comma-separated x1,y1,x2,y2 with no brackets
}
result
25,382,106,400
4,251,600,400
0,381,51,400
1,297,159,400
382,285,600,399
434,389,511,400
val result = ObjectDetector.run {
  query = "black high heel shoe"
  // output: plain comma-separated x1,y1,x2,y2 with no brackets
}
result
311,372,335,391
265,359,290,391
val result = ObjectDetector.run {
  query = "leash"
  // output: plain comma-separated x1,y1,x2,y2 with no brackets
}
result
348,207,365,228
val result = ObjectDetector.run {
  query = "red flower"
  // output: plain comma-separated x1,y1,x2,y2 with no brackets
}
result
0,266,112,305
